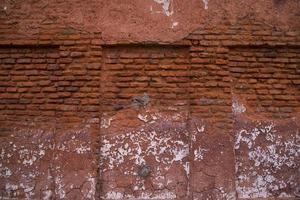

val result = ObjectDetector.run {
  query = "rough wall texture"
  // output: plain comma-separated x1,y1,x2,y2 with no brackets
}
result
0,0,299,200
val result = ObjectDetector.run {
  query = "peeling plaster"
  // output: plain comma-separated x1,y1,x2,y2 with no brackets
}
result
235,122,299,198
0,122,97,199
100,111,188,199
100,124,188,170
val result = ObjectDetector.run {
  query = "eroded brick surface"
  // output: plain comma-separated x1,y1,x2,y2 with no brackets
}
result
98,106,237,200
234,117,299,199
100,108,189,199
0,1,299,199
0,121,54,199
0,119,99,200
53,121,98,200
189,118,236,200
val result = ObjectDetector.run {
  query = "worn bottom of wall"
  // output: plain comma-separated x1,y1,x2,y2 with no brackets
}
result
0,103,299,200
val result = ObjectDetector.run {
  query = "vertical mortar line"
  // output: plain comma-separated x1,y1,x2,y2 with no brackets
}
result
186,43,193,200
97,44,105,200
227,46,239,200
50,44,62,198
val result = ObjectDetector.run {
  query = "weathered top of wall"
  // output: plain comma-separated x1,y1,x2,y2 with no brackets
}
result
0,0,299,43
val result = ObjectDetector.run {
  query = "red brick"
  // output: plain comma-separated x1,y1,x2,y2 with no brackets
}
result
17,58,31,63
191,58,210,64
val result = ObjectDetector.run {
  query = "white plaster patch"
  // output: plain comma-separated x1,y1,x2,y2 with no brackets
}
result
235,127,261,149
171,21,178,28
202,0,209,10
105,191,123,199
55,174,66,199
0,167,12,178
43,190,53,200
217,187,237,200
86,174,96,199
153,0,173,16
138,114,149,122
194,147,208,161
101,117,114,128
121,190,176,199
151,191,177,199
75,144,91,154
172,145,189,162
183,162,190,176
191,122,205,142
232,99,246,115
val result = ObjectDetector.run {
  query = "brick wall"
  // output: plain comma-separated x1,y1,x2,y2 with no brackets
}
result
102,45,190,111
0,16,299,200
229,46,300,118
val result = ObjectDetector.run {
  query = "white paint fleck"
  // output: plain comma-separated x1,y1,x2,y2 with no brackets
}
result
55,176,66,199
138,114,149,122
235,127,261,149
86,174,96,199
5,183,18,191
202,0,209,10
194,147,208,161
153,0,173,16
217,187,237,200
43,190,53,200
232,99,246,115
171,21,178,29
39,149,45,156
0,167,12,178
75,144,91,154
151,191,176,199
172,146,189,161
22,155,37,166
101,117,114,128
183,162,190,176
105,191,123,199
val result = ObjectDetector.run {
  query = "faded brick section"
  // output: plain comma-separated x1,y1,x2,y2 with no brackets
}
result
0,39,102,199
0,42,102,122
53,121,98,199
229,45,300,199
101,45,190,112
0,46,59,120
188,33,236,199
229,47,300,118
99,45,191,199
